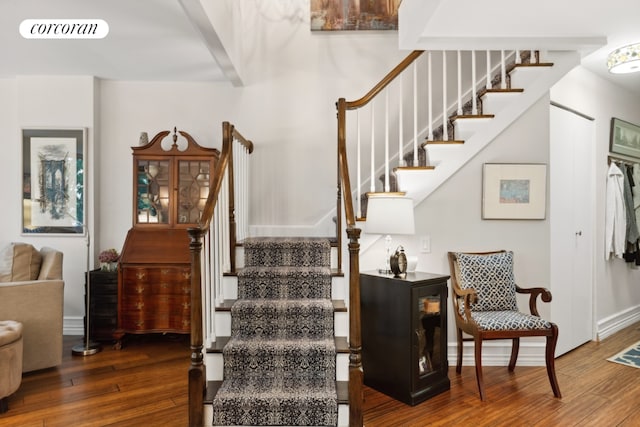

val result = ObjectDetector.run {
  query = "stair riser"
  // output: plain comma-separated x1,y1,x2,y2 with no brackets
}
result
234,245,340,270
452,117,493,141
509,66,551,90
222,275,346,301
223,344,336,380
215,310,348,337
238,276,332,299
480,92,522,115
206,352,350,382
244,240,331,268
231,301,335,339
204,403,349,427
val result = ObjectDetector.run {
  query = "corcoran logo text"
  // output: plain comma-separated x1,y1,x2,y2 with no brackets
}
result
20,19,109,39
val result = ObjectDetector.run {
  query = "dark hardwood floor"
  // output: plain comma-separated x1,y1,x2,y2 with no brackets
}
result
2,323,640,426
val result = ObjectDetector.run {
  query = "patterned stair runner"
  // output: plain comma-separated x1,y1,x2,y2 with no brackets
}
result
212,237,338,426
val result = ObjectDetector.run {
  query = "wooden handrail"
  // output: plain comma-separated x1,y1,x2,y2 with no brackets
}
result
188,121,252,426
337,49,425,427
345,50,423,110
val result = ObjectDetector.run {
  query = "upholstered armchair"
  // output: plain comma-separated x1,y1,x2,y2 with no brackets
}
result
447,250,561,400
0,243,64,372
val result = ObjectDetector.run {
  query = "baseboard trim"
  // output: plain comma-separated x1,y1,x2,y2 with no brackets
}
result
449,338,547,366
63,316,84,336
597,304,640,341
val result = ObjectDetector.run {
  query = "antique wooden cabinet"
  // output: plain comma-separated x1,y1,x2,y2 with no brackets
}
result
360,271,450,405
115,129,219,347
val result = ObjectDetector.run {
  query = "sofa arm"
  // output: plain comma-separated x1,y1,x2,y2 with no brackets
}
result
0,280,64,372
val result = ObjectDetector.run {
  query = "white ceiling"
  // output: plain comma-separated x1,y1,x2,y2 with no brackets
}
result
0,0,231,82
399,0,640,96
1,0,639,96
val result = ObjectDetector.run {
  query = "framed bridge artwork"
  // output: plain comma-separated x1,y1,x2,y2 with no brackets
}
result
310,0,400,31
482,163,547,220
610,117,640,160
21,128,86,235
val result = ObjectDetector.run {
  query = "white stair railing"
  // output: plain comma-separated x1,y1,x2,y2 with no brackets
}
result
347,49,541,210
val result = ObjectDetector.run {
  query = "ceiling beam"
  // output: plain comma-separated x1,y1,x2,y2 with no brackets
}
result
178,0,243,86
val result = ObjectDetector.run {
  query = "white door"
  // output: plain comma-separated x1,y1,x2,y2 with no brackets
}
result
549,103,595,356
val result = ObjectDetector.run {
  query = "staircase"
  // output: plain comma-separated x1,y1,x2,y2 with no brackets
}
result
206,237,349,426
188,49,582,427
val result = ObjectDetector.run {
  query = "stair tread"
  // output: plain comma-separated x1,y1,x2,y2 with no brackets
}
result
513,62,554,68
216,299,347,312
422,139,464,147
395,166,435,171
226,267,344,277
451,113,495,120
482,88,524,94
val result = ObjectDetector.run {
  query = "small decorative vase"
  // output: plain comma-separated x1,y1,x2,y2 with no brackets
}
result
139,132,149,146
100,262,116,272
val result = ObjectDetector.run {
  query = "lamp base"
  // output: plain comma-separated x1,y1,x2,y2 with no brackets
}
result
72,341,102,356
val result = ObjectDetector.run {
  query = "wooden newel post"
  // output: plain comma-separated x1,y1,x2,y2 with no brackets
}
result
347,226,363,427
187,227,206,427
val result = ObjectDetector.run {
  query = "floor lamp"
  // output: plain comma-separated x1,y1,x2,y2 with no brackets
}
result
72,231,102,356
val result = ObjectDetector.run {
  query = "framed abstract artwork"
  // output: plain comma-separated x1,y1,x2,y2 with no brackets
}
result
310,0,400,31
482,163,547,220
610,117,640,160
22,128,86,234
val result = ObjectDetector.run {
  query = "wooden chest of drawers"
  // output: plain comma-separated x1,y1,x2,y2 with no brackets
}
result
119,266,191,333
115,228,191,348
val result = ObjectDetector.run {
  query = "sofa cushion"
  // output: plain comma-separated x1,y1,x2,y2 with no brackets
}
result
0,243,42,282
38,247,64,280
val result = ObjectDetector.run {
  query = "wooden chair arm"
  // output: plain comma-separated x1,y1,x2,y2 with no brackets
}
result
453,284,477,322
516,285,552,317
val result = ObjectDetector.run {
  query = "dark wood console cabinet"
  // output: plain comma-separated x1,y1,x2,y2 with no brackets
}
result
360,271,450,405
85,269,118,341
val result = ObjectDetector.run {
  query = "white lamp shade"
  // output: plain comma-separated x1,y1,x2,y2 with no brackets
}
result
365,193,415,235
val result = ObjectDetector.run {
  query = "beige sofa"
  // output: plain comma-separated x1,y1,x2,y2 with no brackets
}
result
0,243,64,372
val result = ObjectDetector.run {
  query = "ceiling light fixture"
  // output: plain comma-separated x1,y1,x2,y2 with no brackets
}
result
607,43,640,74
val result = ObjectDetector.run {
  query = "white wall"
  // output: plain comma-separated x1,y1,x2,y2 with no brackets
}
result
358,96,552,355
0,76,97,334
551,66,640,336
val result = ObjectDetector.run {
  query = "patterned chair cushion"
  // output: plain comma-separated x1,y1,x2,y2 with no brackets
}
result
455,251,518,312
471,311,551,331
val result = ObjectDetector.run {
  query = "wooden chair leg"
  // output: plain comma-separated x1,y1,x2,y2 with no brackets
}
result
0,397,8,414
474,336,486,400
456,328,463,374
546,324,562,398
508,337,520,372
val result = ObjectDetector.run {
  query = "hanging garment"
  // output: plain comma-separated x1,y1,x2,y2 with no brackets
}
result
633,164,640,228
623,164,640,245
605,162,626,260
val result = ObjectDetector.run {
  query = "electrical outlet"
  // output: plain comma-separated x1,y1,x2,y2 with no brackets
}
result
420,235,431,253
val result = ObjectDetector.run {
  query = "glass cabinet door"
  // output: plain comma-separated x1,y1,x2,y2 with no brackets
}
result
177,159,211,224
412,283,447,391
136,159,170,224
